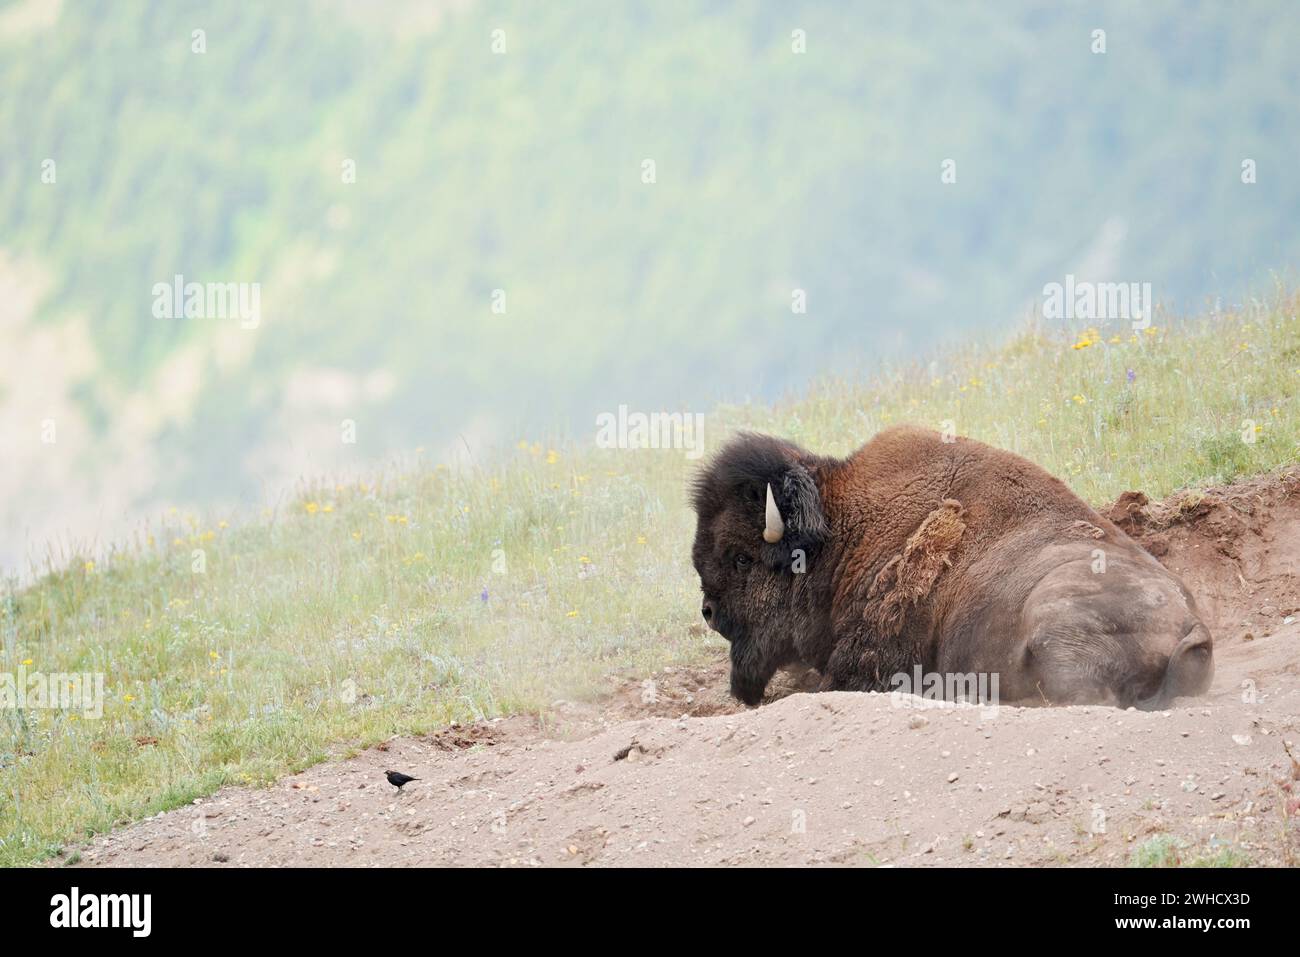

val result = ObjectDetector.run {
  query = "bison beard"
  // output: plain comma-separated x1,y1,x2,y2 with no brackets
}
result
690,427,1214,709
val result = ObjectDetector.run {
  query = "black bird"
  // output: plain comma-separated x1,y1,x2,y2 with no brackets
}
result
385,770,418,791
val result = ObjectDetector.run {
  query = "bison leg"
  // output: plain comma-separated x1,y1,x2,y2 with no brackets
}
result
820,624,917,693
1145,621,1214,706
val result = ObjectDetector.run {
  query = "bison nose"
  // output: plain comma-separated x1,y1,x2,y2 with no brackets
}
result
701,600,717,625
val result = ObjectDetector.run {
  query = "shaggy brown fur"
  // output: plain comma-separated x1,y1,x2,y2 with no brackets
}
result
868,498,966,638
690,426,1214,708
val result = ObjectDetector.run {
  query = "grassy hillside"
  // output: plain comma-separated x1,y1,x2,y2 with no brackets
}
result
2,294,1298,866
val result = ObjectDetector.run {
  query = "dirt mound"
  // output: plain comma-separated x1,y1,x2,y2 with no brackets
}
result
60,470,1300,868
65,634,1300,867
1104,466,1300,643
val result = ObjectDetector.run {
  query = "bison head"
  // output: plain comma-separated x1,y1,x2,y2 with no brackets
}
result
690,434,830,704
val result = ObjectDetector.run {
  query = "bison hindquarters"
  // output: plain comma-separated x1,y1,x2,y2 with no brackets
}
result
1017,553,1214,709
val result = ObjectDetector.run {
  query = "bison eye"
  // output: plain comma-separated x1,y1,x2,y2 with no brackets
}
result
734,553,752,570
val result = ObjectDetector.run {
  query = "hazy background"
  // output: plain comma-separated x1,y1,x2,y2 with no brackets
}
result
2,0,1298,576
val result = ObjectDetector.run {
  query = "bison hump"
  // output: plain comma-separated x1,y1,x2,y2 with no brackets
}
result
867,498,966,637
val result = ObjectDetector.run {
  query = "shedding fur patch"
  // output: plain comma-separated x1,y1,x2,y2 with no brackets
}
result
1068,519,1106,539
867,499,966,637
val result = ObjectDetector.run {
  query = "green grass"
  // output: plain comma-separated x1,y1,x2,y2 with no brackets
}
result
3,294,1299,866
1130,835,1254,868
1130,836,1186,868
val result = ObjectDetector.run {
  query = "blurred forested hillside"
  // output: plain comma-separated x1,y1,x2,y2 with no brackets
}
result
1,0,1298,572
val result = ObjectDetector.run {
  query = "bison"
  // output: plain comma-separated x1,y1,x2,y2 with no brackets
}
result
690,426,1214,709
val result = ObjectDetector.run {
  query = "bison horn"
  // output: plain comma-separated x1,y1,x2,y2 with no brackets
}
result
763,483,785,543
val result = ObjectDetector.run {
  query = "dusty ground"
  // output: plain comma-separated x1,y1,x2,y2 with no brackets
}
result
66,469,1300,867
